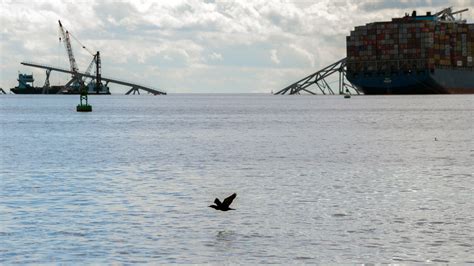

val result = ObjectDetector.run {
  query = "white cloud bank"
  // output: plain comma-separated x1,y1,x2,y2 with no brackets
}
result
1,0,472,93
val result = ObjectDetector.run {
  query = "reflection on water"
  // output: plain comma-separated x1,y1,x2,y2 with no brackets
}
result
213,230,238,255
216,230,237,242
0,94,473,263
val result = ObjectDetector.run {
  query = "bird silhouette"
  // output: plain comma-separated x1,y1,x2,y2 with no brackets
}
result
209,193,237,211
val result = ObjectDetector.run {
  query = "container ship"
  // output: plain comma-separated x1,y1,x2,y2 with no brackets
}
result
346,7,474,94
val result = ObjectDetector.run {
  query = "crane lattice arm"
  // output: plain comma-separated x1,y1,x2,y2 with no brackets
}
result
83,56,96,83
58,20,79,76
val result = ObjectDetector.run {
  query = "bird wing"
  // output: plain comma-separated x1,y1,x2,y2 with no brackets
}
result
222,193,237,207
214,198,222,206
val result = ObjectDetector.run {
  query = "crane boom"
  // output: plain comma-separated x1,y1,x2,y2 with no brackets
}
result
58,20,79,76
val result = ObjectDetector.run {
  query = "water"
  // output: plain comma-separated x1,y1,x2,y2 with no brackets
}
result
1,94,473,263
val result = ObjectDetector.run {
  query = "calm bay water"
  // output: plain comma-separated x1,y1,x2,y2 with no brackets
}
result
0,94,473,263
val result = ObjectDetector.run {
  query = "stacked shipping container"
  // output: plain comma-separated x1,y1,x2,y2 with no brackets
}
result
346,15,474,73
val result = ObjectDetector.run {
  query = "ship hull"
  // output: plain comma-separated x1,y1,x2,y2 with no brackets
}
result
10,86,110,95
10,86,61,94
347,68,474,94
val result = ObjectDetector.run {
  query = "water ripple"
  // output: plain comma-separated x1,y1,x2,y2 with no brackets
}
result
1,94,473,263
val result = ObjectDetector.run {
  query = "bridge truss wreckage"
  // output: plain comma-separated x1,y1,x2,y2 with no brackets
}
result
274,58,361,95
21,62,166,95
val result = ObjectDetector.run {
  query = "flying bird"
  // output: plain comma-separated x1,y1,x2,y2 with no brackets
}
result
209,193,237,211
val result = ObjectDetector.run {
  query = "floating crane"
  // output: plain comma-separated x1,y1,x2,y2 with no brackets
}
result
58,20,105,94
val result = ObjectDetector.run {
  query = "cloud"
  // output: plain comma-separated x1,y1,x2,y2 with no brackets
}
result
289,44,315,68
0,0,472,93
270,49,280,65
209,52,223,61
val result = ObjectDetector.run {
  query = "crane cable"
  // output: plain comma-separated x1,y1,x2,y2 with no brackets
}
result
69,31,95,56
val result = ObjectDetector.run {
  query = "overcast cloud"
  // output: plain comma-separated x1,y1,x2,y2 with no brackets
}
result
1,0,473,93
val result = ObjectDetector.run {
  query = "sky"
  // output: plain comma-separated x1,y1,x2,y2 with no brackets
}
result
1,0,473,93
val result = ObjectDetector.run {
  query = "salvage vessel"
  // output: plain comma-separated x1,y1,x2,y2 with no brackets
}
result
10,73,61,94
10,73,110,94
